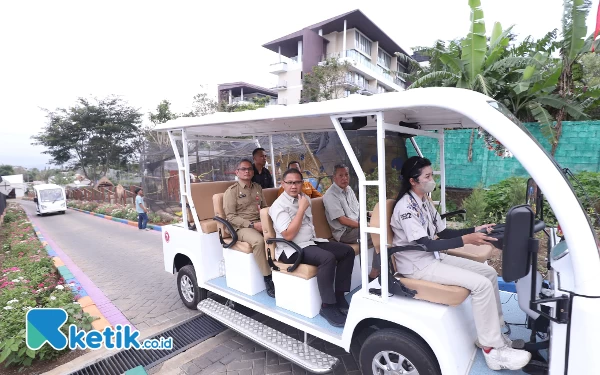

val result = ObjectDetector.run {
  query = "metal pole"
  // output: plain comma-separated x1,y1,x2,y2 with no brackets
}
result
439,129,446,214
376,113,388,302
268,135,277,186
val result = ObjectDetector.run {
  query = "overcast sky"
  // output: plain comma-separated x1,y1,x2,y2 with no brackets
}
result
1,0,599,170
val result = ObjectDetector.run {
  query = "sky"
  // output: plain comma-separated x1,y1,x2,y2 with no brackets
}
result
1,0,599,170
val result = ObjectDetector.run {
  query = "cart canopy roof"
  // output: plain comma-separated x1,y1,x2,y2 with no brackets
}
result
155,88,494,137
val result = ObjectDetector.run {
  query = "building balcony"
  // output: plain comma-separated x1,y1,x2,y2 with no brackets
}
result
325,50,405,92
269,62,288,74
273,81,287,91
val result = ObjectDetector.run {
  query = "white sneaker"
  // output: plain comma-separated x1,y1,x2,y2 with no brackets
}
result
483,346,532,371
476,333,525,349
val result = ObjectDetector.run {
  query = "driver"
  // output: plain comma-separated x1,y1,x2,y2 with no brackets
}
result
390,156,531,371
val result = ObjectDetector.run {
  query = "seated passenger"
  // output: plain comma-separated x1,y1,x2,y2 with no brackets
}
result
277,161,322,198
390,156,531,371
323,164,380,280
269,168,354,327
223,158,275,297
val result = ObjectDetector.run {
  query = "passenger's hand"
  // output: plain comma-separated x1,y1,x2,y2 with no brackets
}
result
462,232,497,246
253,222,263,233
475,223,496,233
298,194,309,212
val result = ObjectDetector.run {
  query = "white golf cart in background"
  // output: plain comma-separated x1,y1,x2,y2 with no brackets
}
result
156,88,600,375
33,184,67,215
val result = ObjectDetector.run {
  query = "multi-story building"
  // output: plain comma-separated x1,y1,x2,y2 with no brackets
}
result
262,9,410,105
217,82,278,107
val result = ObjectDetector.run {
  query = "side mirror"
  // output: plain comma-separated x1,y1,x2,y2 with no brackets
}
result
502,205,535,282
33,198,38,203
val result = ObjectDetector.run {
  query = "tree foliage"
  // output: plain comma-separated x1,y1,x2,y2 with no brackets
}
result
31,96,143,182
301,58,355,103
0,165,14,176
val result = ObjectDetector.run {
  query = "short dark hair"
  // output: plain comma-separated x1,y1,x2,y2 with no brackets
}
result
287,161,300,169
252,148,266,157
238,158,253,168
282,168,302,181
135,188,142,195
333,163,349,175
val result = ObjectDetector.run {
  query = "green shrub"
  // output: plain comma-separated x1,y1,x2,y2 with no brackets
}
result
485,177,528,222
462,187,490,227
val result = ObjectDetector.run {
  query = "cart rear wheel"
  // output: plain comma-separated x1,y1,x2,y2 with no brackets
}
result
177,265,207,309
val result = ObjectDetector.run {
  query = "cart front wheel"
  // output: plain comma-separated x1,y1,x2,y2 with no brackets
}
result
177,265,207,309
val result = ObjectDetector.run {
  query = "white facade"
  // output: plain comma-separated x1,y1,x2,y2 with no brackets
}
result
0,174,26,198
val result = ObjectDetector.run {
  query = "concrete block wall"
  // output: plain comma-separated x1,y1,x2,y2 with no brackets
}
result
406,121,600,188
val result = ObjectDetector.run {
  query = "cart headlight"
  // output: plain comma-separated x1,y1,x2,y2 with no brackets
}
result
61,202,66,207
41,205,47,209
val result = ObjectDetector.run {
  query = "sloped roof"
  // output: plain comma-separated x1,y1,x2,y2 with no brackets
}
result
263,9,409,58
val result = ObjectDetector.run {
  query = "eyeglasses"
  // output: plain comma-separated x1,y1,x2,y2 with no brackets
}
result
237,167,253,172
283,181,303,186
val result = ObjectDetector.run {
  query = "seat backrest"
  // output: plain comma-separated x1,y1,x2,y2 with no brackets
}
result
310,197,333,240
263,187,279,207
212,193,231,239
370,199,396,255
260,207,277,259
190,181,235,221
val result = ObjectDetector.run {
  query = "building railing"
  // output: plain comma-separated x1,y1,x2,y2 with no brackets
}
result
325,50,403,89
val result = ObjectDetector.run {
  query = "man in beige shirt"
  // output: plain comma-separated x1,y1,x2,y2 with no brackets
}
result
223,159,275,297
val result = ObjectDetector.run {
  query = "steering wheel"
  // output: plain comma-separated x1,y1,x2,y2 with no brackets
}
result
478,220,546,240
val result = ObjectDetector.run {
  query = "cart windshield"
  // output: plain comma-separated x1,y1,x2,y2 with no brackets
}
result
488,101,600,254
39,188,63,202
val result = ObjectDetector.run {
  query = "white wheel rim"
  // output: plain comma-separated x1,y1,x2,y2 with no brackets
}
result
180,275,195,302
372,351,419,375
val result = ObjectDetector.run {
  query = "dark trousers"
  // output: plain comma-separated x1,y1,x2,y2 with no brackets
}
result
279,242,354,304
138,213,148,229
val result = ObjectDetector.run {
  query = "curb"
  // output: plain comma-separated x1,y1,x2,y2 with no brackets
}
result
68,207,163,232
32,225,112,332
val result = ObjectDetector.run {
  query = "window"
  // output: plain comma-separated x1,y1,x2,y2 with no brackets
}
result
355,31,372,57
377,84,386,94
397,60,407,74
344,90,352,97
378,48,391,69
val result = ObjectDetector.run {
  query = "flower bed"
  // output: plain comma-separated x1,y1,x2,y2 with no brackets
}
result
0,205,95,369
67,200,165,224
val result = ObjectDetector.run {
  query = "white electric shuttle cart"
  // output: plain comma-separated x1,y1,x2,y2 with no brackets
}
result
33,184,67,215
157,88,600,375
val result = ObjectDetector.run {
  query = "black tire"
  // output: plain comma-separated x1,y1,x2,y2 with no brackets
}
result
177,265,208,309
359,328,441,375
61,211,66,214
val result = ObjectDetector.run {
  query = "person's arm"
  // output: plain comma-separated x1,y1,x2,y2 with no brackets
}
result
437,227,475,239
259,189,268,209
310,184,322,198
280,195,309,240
338,216,359,229
223,189,251,230
416,230,497,251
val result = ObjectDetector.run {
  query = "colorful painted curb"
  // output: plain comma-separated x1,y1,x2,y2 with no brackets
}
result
68,207,163,232
33,225,112,331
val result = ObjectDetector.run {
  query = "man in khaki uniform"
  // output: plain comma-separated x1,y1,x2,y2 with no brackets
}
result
223,158,275,297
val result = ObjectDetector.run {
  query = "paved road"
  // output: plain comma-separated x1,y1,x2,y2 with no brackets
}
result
19,201,199,332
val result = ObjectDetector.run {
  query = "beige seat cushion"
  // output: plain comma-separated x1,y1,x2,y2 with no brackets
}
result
260,208,317,279
190,181,235,233
370,200,469,306
263,187,279,207
212,193,254,254
447,244,493,263
310,197,334,240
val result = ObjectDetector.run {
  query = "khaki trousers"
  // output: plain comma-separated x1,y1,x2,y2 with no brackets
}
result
406,254,505,348
236,228,271,277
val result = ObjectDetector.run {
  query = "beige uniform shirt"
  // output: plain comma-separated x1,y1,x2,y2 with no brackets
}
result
390,193,446,275
223,181,267,231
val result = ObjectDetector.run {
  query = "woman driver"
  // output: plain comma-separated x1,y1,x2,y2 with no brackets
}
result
390,156,531,371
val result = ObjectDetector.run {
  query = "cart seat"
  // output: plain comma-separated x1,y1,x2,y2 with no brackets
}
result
190,181,235,233
371,200,469,306
263,187,280,207
260,208,318,279
213,193,254,254
447,244,493,263
310,197,360,255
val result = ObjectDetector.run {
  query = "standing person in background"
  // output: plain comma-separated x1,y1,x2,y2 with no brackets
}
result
277,161,322,198
251,148,274,189
135,188,150,231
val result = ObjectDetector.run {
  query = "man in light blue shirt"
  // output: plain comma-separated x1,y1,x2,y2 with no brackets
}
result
135,188,149,231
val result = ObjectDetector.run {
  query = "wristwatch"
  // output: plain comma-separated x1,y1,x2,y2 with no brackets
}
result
249,222,254,229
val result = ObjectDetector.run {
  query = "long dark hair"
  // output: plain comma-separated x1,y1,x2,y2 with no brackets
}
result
395,156,432,203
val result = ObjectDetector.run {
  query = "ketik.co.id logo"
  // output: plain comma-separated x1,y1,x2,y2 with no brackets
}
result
26,308,173,350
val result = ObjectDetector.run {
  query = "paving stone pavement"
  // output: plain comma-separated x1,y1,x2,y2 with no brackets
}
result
174,311,372,375
19,201,200,332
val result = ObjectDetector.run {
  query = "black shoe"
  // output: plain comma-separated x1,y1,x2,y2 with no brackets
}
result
320,306,346,327
264,279,275,298
336,295,350,316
